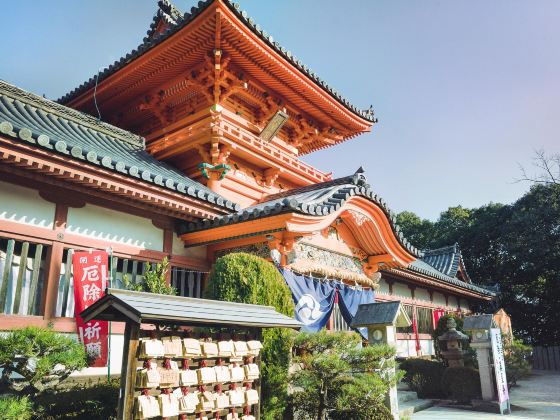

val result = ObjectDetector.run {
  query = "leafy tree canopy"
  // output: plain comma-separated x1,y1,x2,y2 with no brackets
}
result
0,327,88,395
396,183,560,345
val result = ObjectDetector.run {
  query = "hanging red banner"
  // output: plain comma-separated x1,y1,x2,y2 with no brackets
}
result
412,312,421,354
72,250,109,367
433,309,445,329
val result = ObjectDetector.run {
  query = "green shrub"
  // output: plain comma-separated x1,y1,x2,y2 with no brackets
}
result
205,253,295,420
399,358,446,398
0,326,88,394
0,396,33,420
504,338,532,387
35,378,119,419
441,367,481,403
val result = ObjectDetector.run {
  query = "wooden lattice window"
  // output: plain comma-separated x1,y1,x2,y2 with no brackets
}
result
0,237,47,316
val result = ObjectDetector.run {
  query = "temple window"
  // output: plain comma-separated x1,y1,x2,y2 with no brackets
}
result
397,304,414,334
416,306,435,334
0,237,48,316
171,267,204,298
331,301,352,332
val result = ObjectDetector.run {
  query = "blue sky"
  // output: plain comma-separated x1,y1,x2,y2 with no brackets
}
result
1,0,559,220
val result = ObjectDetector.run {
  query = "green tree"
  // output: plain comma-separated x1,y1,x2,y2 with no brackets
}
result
291,330,396,420
396,211,435,249
123,257,175,295
0,327,88,395
397,182,560,345
204,253,295,419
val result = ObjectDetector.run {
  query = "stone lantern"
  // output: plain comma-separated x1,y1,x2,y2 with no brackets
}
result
438,317,469,367
463,314,496,401
352,301,412,420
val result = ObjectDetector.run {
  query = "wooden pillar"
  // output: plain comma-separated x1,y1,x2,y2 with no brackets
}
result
163,229,173,286
254,328,262,420
387,280,394,295
42,203,68,319
117,322,140,420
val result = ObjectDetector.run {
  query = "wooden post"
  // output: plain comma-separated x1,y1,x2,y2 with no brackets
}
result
254,328,263,420
118,322,140,420
42,242,64,318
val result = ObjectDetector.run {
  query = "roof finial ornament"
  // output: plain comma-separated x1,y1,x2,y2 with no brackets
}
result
352,167,367,186
363,105,378,123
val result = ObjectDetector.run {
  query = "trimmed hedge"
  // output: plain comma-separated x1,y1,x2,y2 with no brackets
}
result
441,367,481,403
205,253,295,420
399,358,446,398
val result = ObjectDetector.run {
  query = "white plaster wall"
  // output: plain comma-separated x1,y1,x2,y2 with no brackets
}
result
0,180,55,228
415,287,430,302
67,333,124,377
433,292,447,307
460,299,470,311
377,278,390,294
172,235,207,259
392,282,412,299
448,295,459,308
67,204,163,250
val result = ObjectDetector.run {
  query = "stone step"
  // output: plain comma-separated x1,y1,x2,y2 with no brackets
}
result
398,398,434,419
398,390,419,404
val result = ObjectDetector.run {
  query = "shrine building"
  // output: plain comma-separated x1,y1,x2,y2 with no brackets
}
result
0,0,494,373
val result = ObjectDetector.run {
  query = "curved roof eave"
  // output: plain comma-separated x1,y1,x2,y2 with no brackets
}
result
57,0,377,124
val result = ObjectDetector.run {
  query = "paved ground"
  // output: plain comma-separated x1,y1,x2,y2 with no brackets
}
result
411,370,560,419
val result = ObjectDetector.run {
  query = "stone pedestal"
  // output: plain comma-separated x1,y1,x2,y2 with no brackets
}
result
471,341,496,401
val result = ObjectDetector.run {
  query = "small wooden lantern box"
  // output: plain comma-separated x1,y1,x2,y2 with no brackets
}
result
81,289,301,420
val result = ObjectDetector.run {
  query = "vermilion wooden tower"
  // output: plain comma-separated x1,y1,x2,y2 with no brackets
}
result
60,0,376,208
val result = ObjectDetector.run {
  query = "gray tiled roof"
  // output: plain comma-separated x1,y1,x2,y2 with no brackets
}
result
80,288,302,329
146,0,184,38
421,243,472,282
0,80,239,211
57,0,377,123
405,259,495,296
178,168,421,257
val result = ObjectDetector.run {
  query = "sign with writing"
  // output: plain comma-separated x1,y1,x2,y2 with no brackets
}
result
72,251,109,367
490,328,510,412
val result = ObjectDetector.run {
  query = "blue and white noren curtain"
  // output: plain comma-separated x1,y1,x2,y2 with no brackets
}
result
280,268,336,332
337,283,375,339
280,268,375,336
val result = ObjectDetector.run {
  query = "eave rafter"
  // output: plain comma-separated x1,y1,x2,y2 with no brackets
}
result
383,270,492,301
180,195,416,268
0,137,228,221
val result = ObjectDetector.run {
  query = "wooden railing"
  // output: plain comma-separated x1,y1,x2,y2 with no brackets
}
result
0,238,47,316
171,268,204,298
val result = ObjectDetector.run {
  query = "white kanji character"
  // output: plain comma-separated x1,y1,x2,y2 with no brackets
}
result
81,265,100,282
82,283,101,302
85,341,102,358
79,256,88,264
83,321,101,341
93,255,102,264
